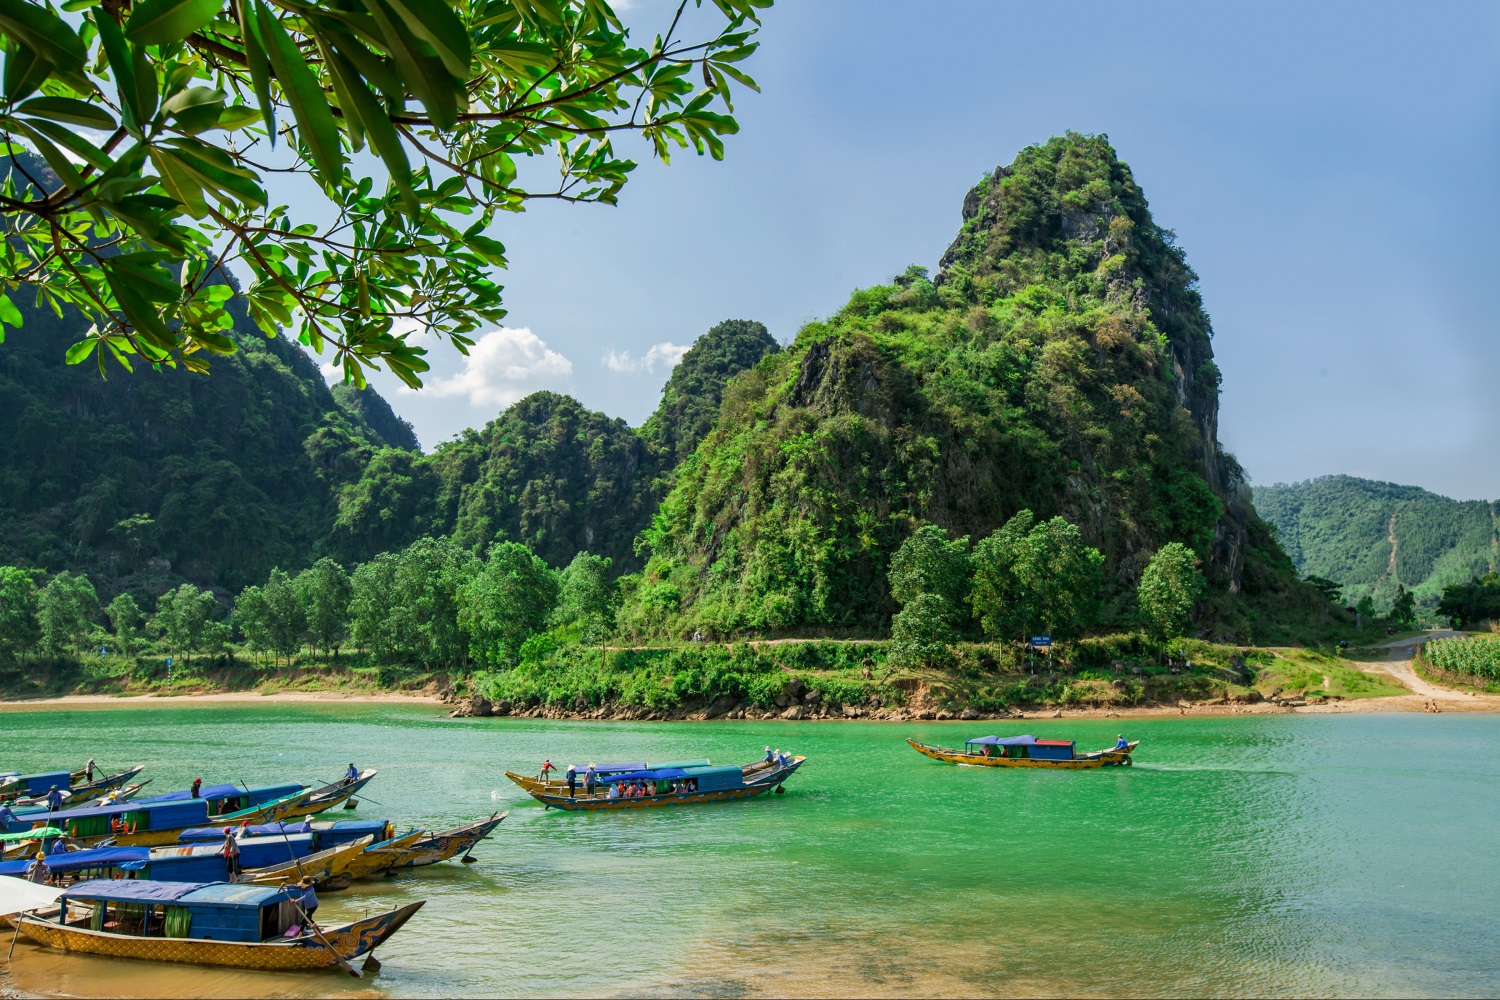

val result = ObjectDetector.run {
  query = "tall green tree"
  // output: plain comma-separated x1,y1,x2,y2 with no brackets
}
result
349,537,474,667
0,566,40,664
233,584,273,663
890,592,957,668
969,511,1102,646
105,592,143,660
1138,542,1205,644
888,524,971,613
1388,585,1416,628
36,571,98,658
459,542,558,668
261,568,307,663
556,552,617,660
0,0,772,382
296,559,352,659
153,583,218,665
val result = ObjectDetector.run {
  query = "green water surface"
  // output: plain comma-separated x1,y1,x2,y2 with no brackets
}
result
0,706,1495,998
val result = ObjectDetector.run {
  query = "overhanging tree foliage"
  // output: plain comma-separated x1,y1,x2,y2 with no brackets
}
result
0,0,770,384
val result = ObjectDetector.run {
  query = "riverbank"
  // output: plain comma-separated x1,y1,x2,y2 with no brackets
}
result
0,689,443,712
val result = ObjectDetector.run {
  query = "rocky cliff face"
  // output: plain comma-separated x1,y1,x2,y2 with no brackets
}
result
633,134,1266,637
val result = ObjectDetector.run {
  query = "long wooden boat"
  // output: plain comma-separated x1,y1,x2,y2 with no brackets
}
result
907,735,1139,769
278,770,375,819
2,789,314,857
0,765,143,802
386,813,506,868
8,780,151,815
0,835,377,890
505,756,806,811
16,878,422,972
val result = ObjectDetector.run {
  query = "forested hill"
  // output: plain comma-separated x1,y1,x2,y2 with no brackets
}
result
1254,475,1500,609
0,292,411,594
0,299,777,597
625,133,1306,641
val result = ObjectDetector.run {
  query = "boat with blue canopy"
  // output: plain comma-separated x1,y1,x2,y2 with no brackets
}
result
906,734,1138,768
505,754,806,810
0,788,313,854
12,878,422,973
0,764,144,803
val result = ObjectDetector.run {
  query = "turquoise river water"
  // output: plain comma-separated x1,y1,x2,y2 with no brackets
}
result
0,704,1495,998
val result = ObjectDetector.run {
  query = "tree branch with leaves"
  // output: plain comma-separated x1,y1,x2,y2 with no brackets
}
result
0,0,770,385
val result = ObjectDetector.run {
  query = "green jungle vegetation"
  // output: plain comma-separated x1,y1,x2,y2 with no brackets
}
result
1254,475,1500,616
0,134,1375,710
1252,647,1408,702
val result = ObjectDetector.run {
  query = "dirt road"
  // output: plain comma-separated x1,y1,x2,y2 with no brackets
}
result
1340,631,1500,713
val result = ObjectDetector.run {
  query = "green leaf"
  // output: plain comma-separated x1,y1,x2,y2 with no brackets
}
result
161,85,225,132
254,0,344,180
0,293,22,328
93,12,143,130
16,95,116,129
149,146,210,216
377,0,470,78
3,42,53,102
64,339,97,365
10,120,85,190
324,45,414,208
237,0,275,142
101,259,175,349
20,117,113,170
361,0,460,129
125,0,221,45
0,0,86,72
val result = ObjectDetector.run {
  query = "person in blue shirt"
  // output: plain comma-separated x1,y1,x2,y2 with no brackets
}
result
764,746,774,762
44,786,63,811
295,878,319,921
565,765,577,798
1114,735,1129,750
344,763,359,784
584,764,597,797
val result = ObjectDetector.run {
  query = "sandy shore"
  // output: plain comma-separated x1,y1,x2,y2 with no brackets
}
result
0,689,441,712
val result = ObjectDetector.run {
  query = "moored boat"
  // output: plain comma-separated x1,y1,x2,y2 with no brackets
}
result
1,789,314,855
386,812,506,868
907,735,1138,768
0,764,143,803
14,878,422,972
505,755,806,811
284,769,377,817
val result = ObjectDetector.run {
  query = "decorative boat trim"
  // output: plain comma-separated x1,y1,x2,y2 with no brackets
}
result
390,812,506,868
906,738,1137,769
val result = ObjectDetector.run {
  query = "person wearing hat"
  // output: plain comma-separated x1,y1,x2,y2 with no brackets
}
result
565,765,577,799
584,763,597,797
44,785,63,812
764,746,774,763
1114,734,1129,750
85,758,97,782
190,777,203,799
25,850,50,885
294,877,319,922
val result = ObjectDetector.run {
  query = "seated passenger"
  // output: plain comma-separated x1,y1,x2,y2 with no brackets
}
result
1114,735,1129,750
607,784,620,799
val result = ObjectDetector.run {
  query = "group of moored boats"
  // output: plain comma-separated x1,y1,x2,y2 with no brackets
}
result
0,761,502,974
0,730,1135,978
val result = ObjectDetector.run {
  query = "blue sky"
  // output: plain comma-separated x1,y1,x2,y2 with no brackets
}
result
352,0,1500,501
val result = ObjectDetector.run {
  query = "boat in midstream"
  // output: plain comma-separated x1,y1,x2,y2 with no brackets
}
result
907,734,1139,768
505,755,806,811
13,878,422,973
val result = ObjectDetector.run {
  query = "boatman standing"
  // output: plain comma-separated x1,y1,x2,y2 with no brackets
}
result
85,758,97,782
565,765,577,799
25,850,49,885
540,759,555,781
45,785,63,812
222,826,241,879
585,764,597,797
190,777,203,799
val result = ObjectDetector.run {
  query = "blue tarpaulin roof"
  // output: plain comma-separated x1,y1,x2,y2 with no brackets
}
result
140,784,240,803
0,846,150,875
61,879,212,904
965,735,1038,746
601,768,689,783
179,883,290,907
178,819,373,842
567,762,647,775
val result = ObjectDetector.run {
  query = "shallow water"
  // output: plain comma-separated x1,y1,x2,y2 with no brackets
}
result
0,705,1495,998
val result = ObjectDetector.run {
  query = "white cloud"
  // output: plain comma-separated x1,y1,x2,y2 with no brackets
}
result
601,341,690,374
423,326,573,408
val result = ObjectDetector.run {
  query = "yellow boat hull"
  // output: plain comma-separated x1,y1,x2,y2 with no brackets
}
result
906,739,1137,768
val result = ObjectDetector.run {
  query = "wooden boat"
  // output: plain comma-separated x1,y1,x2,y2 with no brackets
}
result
15,878,422,972
8,780,151,815
386,813,506,868
907,735,1139,769
3,789,314,856
505,756,806,811
0,835,377,889
0,765,143,803
335,829,428,883
278,770,375,819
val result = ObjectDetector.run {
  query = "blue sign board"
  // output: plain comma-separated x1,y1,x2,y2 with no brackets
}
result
1030,636,1051,648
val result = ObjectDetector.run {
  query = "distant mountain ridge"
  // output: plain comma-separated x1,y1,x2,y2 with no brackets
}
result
1253,475,1500,609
